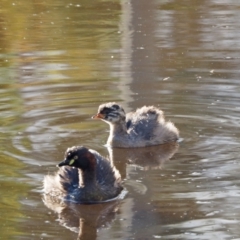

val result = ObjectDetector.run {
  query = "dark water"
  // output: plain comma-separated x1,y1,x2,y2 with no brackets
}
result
1,0,240,239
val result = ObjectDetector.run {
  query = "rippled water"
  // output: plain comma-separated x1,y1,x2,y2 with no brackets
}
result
1,0,240,239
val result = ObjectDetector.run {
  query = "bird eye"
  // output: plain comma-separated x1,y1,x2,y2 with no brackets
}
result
101,107,111,114
74,155,78,160
112,104,119,110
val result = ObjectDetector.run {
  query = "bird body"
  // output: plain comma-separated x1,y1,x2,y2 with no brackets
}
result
93,102,179,148
43,146,123,203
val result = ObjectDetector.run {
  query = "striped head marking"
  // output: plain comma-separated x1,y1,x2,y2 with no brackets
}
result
98,103,125,123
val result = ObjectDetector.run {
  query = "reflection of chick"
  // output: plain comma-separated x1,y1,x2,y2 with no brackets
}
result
43,146,123,203
126,142,179,170
109,142,179,175
92,102,179,148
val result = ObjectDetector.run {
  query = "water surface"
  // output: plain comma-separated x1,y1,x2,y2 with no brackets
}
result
0,0,240,239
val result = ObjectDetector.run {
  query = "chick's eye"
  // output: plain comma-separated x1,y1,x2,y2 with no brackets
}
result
74,155,78,160
101,108,111,114
112,104,119,110
102,107,107,112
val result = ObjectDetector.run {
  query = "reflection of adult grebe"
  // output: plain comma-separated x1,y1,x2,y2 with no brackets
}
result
43,195,121,239
43,146,123,203
92,102,179,148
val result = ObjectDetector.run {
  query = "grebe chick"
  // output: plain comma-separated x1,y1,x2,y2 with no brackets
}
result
92,102,179,148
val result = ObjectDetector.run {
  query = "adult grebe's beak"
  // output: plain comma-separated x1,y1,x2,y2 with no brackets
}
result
57,158,68,167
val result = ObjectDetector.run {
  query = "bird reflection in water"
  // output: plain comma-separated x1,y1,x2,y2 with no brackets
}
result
106,142,179,195
43,195,123,240
108,142,179,174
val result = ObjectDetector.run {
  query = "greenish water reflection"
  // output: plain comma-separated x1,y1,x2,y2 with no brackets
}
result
0,0,122,239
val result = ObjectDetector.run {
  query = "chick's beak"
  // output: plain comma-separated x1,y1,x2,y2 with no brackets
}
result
57,159,68,167
91,113,105,119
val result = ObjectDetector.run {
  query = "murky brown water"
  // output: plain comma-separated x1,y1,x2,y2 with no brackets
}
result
1,0,240,239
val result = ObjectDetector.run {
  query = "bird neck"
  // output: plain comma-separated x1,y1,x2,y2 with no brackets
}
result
109,120,127,135
79,169,96,187
107,121,128,147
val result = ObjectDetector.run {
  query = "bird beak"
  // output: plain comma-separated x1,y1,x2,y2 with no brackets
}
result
91,113,105,119
57,159,68,167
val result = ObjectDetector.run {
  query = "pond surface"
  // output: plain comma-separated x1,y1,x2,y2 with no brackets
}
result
0,0,240,239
